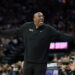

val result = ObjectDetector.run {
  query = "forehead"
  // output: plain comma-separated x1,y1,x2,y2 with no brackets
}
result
34,12,43,17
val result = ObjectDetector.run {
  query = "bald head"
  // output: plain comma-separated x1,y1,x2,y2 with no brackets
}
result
33,12,43,18
33,12,44,29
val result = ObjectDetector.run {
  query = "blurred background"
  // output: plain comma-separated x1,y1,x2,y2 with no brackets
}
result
0,0,75,75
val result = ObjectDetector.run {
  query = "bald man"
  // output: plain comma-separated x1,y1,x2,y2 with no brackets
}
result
0,12,75,75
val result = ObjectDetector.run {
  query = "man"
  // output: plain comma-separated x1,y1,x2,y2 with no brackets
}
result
0,12,75,75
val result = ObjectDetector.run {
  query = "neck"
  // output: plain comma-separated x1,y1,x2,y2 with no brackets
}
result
36,26,39,29
34,22,39,29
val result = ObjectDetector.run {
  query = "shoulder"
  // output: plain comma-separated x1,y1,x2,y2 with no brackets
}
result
44,23,56,30
25,22,33,24
43,23,58,34
21,22,33,28
23,22,33,26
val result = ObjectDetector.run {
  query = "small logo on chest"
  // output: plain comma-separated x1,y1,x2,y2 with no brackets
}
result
29,29,34,32
40,31,43,32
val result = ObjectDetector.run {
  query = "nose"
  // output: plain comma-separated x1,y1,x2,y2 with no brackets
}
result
40,16,44,20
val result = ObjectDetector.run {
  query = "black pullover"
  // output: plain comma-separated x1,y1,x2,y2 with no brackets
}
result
0,22,75,63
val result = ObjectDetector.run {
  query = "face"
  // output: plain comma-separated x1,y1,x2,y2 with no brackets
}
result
33,12,44,27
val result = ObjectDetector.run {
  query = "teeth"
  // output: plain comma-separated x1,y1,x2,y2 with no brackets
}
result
40,22,43,23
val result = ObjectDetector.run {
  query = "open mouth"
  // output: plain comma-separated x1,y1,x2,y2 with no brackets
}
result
39,22,44,25
40,21,43,23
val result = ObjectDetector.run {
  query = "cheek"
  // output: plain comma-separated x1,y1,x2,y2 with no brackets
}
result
36,19,39,23
34,18,40,23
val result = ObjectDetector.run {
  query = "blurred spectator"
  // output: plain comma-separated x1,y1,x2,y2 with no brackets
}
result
53,54,58,62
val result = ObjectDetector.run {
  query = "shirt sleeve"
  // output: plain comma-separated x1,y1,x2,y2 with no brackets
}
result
48,25,75,42
0,23,28,36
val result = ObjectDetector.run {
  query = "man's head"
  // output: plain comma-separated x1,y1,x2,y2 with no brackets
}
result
33,12,44,28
